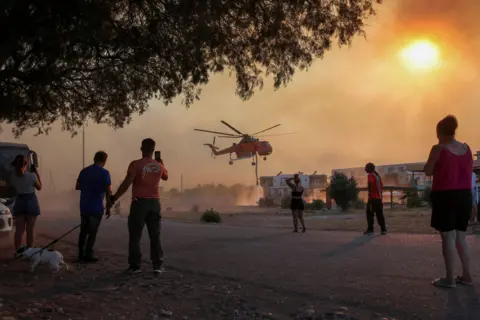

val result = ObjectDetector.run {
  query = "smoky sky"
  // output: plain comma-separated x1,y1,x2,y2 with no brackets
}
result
2,0,480,193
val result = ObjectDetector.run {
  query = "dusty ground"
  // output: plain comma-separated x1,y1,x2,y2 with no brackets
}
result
1,233,387,320
1,207,480,320
161,207,439,234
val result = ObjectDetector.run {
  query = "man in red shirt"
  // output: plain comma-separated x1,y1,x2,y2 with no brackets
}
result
113,138,168,274
364,163,387,235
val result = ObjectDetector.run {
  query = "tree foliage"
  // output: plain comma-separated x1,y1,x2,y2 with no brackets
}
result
0,0,381,136
328,172,359,211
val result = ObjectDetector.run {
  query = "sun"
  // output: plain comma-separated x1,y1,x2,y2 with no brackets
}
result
400,40,440,71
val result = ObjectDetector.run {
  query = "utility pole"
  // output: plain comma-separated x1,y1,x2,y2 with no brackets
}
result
180,174,183,193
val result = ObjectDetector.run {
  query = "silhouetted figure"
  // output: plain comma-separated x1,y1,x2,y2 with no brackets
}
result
286,174,306,233
9,155,42,249
113,138,168,274
425,115,475,288
364,163,387,235
75,151,112,263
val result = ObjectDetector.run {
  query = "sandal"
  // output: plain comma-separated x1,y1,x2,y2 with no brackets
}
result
432,277,456,288
455,276,473,286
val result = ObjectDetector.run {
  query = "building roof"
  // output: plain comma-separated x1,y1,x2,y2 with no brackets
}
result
333,161,425,172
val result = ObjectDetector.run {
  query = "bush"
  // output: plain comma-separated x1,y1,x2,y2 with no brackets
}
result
258,197,275,208
201,208,221,223
328,173,360,211
305,199,325,211
406,191,422,208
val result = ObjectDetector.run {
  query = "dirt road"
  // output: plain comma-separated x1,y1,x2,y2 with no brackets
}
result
1,216,480,319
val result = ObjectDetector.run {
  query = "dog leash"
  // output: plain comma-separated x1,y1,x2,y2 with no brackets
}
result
30,224,81,257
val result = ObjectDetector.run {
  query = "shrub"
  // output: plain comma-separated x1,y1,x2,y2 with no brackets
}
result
258,197,275,208
328,173,360,211
306,199,325,211
406,191,422,208
201,208,221,223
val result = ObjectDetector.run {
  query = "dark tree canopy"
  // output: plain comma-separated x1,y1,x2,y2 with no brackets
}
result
0,0,381,136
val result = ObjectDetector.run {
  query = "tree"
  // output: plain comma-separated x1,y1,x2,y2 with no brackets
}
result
328,172,359,211
0,0,381,136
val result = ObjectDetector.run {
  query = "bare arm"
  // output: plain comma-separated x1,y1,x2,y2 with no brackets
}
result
161,163,169,181
424,145,442,177
105,185,113,207
75,180,81,190
113,163,135,201
286,178,295,189
33,169,42,191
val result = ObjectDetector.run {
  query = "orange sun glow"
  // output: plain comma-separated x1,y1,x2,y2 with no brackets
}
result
400,40,440,72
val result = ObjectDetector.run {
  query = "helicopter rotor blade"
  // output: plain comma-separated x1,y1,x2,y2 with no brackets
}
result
194,129,238,137
221,121,244,135
255,132,297,137
217,135,242,139
251,124,281,136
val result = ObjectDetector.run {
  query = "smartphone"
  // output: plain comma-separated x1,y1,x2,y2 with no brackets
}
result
154,151,161,162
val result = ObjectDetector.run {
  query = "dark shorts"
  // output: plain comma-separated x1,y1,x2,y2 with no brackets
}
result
431,189,472,232
13,193,40,217
291,198,304,211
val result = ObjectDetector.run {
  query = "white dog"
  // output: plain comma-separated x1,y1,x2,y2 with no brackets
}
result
16,246,69,272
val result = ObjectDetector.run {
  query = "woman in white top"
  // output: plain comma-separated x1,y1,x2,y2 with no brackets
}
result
8,155,42,249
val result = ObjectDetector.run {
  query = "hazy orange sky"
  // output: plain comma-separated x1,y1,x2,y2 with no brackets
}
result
2,0,480,192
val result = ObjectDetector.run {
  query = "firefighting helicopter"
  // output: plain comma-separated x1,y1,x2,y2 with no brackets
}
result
194,121,294,166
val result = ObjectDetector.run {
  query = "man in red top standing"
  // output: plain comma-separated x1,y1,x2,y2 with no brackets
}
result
364,163,387,235
113,138,168,274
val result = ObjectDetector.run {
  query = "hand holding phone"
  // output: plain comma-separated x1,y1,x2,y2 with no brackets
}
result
154,151,163,164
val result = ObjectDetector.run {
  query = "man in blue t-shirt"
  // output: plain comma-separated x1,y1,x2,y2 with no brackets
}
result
76,151,112,262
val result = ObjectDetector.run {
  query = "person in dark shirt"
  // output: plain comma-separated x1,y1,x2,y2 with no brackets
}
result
286,174,306,233
76,151,112,262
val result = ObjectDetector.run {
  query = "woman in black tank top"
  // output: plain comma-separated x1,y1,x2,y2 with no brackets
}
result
286,174,306,233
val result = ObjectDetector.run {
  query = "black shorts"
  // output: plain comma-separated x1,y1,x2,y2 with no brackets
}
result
291,198,304,211
431,189,472,232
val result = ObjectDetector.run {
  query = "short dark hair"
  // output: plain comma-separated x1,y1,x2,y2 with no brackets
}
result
437,115,458,137
365,163,375,172
141,138,156,153
94,151,108,163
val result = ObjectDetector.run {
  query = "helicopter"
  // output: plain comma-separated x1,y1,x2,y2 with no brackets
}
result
194,121,294,166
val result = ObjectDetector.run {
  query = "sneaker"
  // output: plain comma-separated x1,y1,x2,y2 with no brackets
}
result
364,230,374,235
381,230,387,235
126,266,142,274
153,263,165,274
292,229,298,233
